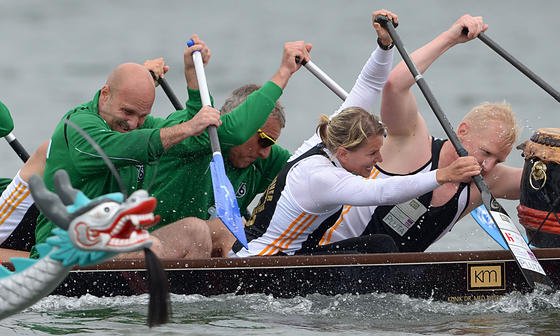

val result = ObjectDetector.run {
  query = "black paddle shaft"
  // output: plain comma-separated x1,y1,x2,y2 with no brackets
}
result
5,136,30,162
477,32,560,103
158,77,184,110
375,15,555,290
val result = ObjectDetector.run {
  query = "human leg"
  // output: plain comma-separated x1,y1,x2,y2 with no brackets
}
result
151,217,212,259
206,217,236,257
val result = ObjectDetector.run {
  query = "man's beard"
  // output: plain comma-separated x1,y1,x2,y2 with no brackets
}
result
116,119,130,132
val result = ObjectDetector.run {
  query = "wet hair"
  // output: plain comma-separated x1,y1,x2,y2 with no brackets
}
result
220,84,286,128
462,101,519,145
317,106,386,152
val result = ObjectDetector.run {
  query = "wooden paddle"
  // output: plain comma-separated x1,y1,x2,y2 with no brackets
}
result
374,15,554,290
0,101,29,162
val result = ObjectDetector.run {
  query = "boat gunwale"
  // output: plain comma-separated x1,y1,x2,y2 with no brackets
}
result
53,247,560,272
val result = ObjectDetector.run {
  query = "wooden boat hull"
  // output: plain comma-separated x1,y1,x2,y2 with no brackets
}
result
41,248,560,302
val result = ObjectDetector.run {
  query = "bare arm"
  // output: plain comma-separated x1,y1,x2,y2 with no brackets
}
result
183,34,211,91
486,164,522,200
19,140,49,182
270,40,312,89
381,14,488,138
159,105,222,150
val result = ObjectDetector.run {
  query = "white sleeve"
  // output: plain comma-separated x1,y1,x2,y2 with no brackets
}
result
289,47,394,162
335,46,394,114
307,167,439,210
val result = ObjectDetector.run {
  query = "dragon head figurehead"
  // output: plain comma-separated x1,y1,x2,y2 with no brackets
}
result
29,170,160,256
25,170,169,326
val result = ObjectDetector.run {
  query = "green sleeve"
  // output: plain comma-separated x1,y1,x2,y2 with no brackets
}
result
0,101,14,136
0,178,11,192
185,87,206,115
218,81,282,149
66,113,165,175
167,81,283,157
141,114,167,129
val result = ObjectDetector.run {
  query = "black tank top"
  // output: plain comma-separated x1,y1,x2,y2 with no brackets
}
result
362,138,470,252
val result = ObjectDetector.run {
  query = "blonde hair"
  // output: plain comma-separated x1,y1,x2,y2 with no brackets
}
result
317,107,385,152
462,102,519,145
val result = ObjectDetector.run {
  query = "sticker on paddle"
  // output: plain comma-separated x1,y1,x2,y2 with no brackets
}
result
471,205,531,250
489,209,546,275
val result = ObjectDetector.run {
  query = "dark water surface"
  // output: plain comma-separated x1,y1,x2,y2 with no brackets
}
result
1,0,560,334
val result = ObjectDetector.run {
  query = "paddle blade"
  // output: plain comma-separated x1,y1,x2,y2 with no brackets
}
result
0,101,14,138
210,153,248,248
144,247,170,327
471,205,530,250
479,193,555,289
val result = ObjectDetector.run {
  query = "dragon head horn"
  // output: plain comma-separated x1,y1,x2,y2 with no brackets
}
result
54,169,80,205
28,173,71,230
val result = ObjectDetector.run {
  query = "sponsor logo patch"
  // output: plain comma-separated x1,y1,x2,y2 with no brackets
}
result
467,263,505,291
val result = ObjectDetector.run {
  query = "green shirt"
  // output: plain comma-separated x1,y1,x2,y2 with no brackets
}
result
0,100,14,136
34,91,166,247
0,178,10,192
126,81,291,229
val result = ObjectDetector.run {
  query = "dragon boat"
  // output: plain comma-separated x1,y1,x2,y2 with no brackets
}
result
3,247,546,303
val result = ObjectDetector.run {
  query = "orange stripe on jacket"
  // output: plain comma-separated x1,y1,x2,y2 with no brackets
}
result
0,183,29,225
276,213,318,250
319,168,381,245
258,212,307,256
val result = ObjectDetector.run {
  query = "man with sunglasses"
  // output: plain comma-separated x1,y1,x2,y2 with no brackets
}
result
122,38,310,258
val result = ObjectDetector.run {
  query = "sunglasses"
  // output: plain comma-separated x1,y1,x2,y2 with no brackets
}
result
257,129,276,148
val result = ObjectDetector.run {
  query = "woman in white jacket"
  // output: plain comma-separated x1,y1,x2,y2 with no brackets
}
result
230,107,481,257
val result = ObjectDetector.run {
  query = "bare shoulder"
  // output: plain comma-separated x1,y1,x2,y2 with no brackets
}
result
379,131,433,173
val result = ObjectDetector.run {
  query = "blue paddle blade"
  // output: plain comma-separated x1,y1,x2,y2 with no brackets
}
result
471,205,529,250
210,153,248,248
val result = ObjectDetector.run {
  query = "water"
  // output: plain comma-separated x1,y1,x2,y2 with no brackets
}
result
1,0,560,334
2,291,560,335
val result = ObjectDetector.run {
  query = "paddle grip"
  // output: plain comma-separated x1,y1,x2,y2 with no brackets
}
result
295,56,307,66
373,15,398,28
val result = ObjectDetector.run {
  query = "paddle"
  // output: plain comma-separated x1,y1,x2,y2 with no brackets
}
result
375,15,554,290
0,101,30,162
155,40,247,248
300,56,514,250
476,31,560,102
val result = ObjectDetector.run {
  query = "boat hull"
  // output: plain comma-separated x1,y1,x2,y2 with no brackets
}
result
30,248,559,302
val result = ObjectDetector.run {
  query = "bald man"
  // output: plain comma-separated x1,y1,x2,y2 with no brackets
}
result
32,61,222,256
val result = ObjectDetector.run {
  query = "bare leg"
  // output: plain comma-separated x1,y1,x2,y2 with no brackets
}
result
0,247,29,261
207,218,236,257
114,236,164,260
151,217,212,259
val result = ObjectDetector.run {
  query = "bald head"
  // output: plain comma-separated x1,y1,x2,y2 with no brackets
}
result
106,62,155,98
98,63,156,132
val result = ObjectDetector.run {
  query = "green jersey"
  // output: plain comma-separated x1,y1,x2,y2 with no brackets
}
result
127,81,291,229
34,91,166,247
